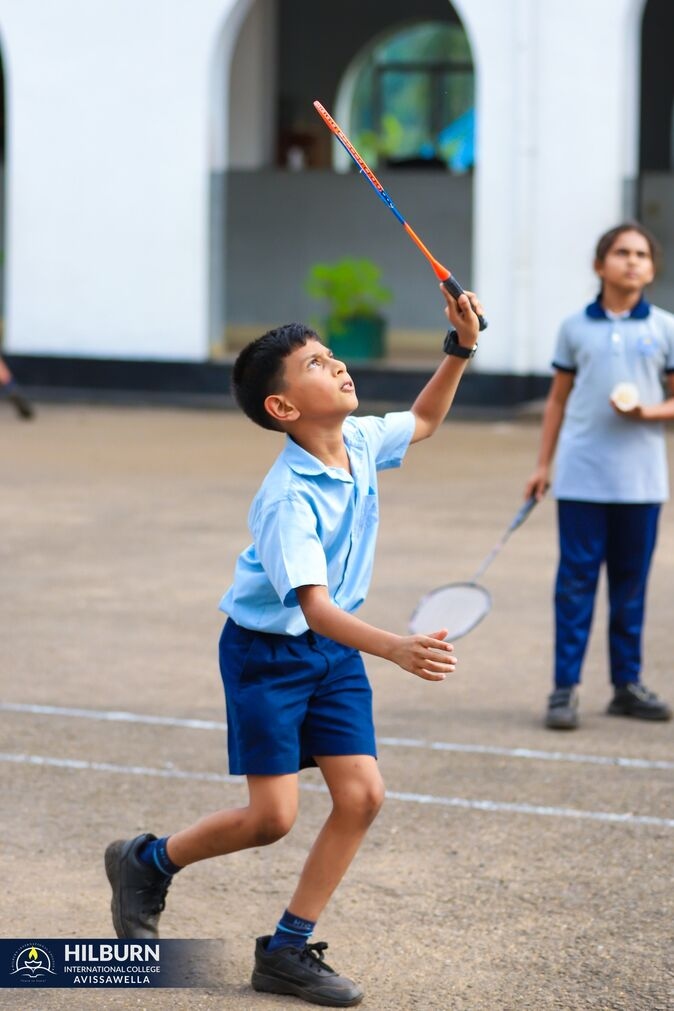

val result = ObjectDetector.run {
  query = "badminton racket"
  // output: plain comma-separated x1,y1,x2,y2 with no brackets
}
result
313,100,487,331
409,496,538,640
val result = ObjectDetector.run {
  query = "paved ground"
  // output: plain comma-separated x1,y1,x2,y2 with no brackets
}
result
1,401,673,1011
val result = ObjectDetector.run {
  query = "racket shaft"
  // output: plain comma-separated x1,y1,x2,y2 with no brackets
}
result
470,496,539,581
314,100,487,331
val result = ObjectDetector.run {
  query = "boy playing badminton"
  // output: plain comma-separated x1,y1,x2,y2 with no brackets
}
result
105,285,482,1007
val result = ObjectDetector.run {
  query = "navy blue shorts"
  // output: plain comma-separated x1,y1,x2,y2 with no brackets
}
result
219,618,377,776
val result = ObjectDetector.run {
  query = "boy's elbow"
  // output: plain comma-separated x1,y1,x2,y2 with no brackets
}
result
296,586,332,632
304,600,333,634
301,606,321,631
411,412,436,442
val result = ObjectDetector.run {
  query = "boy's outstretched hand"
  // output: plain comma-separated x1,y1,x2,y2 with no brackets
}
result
441,285,482,348
388,631,456,682
297,585,456,681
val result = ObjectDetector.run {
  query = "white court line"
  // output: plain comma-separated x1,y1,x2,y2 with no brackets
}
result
2,751,673,829
2,701,673,772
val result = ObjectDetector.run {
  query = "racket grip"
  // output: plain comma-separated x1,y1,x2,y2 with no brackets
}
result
442,276,488,331
510,494,538,531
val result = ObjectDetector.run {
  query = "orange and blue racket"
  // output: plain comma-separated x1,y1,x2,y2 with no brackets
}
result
313,100,487,331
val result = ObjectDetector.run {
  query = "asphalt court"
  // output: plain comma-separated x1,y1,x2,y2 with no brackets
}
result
1,403,673,1011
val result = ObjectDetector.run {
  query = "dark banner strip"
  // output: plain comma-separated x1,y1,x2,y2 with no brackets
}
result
0,939,224,989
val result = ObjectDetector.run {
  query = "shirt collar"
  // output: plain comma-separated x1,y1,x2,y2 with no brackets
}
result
585,295,651,320
283,433,355,483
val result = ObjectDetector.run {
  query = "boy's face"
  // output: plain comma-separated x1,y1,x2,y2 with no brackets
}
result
596,230,655,294
265,339,358,426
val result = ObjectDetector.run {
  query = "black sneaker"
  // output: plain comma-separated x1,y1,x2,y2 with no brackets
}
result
251,936,363,1008
7,389,34,420
104,833,172,938
545,686,579,729
607,683,672,721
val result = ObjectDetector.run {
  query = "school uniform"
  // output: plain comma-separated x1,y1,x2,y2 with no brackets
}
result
218,411,415,775
551,296,674,687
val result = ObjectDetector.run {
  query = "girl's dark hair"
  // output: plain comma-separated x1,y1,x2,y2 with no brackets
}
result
232,322,319,431
594,221,662,271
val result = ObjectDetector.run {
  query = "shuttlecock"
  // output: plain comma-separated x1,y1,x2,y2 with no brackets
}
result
611,382,640,412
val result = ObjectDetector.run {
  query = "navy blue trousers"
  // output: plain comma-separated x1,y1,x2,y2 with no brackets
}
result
554,500,660,688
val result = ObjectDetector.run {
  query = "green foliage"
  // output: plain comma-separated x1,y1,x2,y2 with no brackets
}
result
304,258,392,334
354,115,405,164
349,20,474,168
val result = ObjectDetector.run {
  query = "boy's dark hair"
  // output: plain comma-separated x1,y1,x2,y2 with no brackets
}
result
232,322,319,431
595,221,662,271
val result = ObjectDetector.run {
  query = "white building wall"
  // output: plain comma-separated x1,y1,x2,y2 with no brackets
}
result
456,0,644,375
0,0,250,361
0,0,649,371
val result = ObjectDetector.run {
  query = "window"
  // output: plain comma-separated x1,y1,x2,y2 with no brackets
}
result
350,22,475,172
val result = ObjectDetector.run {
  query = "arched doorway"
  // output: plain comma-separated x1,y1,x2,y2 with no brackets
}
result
211,0,476,359
639,0,674,309
335,18,475,175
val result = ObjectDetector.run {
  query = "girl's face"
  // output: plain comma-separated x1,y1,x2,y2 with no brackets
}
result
595,229,655,293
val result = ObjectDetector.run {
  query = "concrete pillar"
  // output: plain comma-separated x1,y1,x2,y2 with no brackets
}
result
456,0,644,375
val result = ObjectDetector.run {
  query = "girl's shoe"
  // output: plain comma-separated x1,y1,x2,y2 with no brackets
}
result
607,683,672,720
545,686,579,729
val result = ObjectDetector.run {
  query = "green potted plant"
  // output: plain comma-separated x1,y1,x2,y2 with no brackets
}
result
304,257,392,360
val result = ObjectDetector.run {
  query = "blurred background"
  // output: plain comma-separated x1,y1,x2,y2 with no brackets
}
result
0,0,673,399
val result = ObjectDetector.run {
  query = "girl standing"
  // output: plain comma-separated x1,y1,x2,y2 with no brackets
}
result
526,223,674,729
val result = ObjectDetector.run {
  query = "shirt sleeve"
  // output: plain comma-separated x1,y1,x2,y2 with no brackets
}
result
253,494,328,608
663,313,674,373
551,320,577,373
350,411,416,471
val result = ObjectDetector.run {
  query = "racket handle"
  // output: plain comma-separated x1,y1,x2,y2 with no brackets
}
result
509,494,538,532
442,276,488,331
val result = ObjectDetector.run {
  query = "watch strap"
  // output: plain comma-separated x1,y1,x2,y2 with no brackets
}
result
443,329,478,359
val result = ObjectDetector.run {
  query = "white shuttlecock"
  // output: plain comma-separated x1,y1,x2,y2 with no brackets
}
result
611,382,640,412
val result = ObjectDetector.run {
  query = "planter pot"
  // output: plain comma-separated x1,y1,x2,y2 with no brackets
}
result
327,316,386,360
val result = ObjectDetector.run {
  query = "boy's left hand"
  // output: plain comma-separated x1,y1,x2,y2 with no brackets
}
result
441,285,482,348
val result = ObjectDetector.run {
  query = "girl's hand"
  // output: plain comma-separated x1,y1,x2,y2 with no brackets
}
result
609,398,646,420
525,466,550,501
440,285,482,347
388,630,456,681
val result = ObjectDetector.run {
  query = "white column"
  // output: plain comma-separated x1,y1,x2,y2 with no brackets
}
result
455,0,642,375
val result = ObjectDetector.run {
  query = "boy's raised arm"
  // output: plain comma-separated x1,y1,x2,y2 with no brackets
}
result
410,287,483,444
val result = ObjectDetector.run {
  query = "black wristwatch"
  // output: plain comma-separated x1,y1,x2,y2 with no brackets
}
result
443,329,478,359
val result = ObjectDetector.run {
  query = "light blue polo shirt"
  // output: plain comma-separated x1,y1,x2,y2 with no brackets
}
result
552,297,674,503
219,411,416,635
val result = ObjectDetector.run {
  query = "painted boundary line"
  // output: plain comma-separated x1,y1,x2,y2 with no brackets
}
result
2,751,673,829
2,701,673,771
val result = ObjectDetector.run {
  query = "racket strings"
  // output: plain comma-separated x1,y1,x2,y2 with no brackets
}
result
409,583,492,641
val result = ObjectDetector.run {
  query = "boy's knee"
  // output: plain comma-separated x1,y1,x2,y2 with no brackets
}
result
250,808,296,846
337,778,385,825
365,779,386,820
